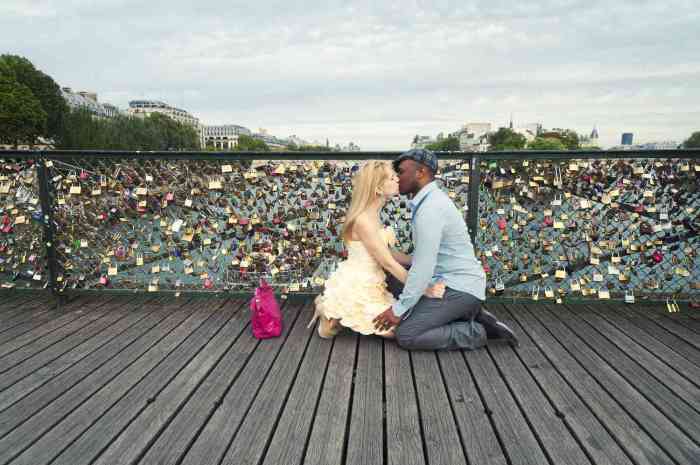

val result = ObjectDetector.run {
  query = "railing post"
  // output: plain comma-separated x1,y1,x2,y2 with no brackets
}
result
36,153,60,304
467,154,481,248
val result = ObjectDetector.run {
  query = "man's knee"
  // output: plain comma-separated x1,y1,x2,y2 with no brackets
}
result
395,325,416,349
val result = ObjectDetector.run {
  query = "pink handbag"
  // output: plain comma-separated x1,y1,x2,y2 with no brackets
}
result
250,279,282,339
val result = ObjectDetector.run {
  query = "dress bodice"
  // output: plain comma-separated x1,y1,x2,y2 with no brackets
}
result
345,226,396,268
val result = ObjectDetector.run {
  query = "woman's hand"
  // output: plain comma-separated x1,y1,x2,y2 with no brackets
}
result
424,281,446,298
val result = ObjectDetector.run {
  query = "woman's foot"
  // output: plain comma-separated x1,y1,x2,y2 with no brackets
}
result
308,305,341,339
318,316,341,339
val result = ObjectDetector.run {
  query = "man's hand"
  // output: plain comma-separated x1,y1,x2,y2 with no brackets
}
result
373,307,400,332
424,281,445,298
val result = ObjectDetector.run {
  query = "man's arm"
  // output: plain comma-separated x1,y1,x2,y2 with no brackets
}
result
391,206,444,317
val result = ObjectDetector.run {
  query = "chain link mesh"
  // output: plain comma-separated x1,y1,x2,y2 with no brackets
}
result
1,152,696,302
0,157,48,290
477,157,699,303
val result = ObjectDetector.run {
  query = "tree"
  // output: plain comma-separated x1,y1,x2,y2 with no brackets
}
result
559,129,580,150
0,54,68,145
0,75,47,147
288,143,332,152
59,109,200,150
487,128,526,150
426,135,460,151
528,137,566,150
684,131,700,148
236,134,269,152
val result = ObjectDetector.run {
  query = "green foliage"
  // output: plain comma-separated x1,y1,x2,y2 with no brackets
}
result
558,129,580,150
59,109,200,150
236,134,270,152
0,75,47,147
0,54,68,144
426,135,460,151
487,128,526,151
287,142,332,152
527,137,566,150
683,131,700,148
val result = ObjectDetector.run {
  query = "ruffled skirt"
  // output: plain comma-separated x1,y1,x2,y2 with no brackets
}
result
315,258,395,335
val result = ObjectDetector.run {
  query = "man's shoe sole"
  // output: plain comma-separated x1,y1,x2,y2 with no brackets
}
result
495,322,519,347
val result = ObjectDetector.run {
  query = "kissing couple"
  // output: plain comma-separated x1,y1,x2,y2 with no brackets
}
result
309,149,518,351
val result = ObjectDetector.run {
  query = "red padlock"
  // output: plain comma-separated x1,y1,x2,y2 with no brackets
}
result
497,218,507,231
543,216,554,227
652,250,663,264
203,278,213,289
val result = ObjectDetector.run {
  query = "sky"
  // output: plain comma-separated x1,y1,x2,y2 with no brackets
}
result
1,0,699,149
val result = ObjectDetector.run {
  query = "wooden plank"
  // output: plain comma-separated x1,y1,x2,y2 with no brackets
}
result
547,304,700,442
572,304,700,391
0,299,60,339
0,295,74,328
482,335,592,464
344,335,384,465
503,303,678,465
0,297,100,348
437,349,506,465
0,297,203,464
179,301,312,465
214,302,318,465
0,295,126,373
0,297,160,412
52,299,238,465
522,303,700,465
0,297,135,391
385,338,426,465
411,350,467,465
305,332,359,465
259,312,336,465
627,305,700,349
611,304,700,366
491,304,633,465
586,304,700,385
467,342,549,465
0,295,45,320
139,301,304,465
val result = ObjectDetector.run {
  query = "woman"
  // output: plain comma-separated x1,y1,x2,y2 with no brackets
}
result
309,160,444,338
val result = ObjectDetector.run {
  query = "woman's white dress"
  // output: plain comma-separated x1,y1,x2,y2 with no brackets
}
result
314,226,397,335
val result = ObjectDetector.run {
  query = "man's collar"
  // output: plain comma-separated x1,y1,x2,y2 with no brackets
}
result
408,181,437,209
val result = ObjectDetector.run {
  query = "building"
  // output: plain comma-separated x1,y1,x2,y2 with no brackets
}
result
128,100,199,127
61,87,123,119
579,126,601,148
621,133,634,145
636,141,680,150
200,125,252,150
411,135,436,149
462,123,492,138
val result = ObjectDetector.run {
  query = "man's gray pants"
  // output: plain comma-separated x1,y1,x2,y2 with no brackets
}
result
386,275,486,351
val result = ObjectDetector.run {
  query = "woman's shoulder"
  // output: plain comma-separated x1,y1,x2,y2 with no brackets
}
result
353,213,382,236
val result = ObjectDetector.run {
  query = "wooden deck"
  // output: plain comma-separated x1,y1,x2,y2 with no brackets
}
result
0,294,698,465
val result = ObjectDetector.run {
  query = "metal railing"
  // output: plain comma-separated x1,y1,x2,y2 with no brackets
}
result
0,148,698,304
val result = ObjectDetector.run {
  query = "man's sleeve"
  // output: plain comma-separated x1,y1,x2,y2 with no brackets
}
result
392,205,444,316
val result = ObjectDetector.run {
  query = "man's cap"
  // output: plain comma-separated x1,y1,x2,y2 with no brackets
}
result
393,148,439,174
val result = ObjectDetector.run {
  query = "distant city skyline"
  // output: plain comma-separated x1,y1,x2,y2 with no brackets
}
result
2,1,697,150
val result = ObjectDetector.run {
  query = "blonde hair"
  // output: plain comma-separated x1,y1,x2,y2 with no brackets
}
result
342,160,393,243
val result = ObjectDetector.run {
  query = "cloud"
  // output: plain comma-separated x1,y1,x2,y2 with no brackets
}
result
1,0,698,148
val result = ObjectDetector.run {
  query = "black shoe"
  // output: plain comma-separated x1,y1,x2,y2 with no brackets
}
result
475,309,499,337
494,321,519,348
476,309,519,347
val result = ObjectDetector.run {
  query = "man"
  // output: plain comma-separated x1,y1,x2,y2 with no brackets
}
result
373,148,518,350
